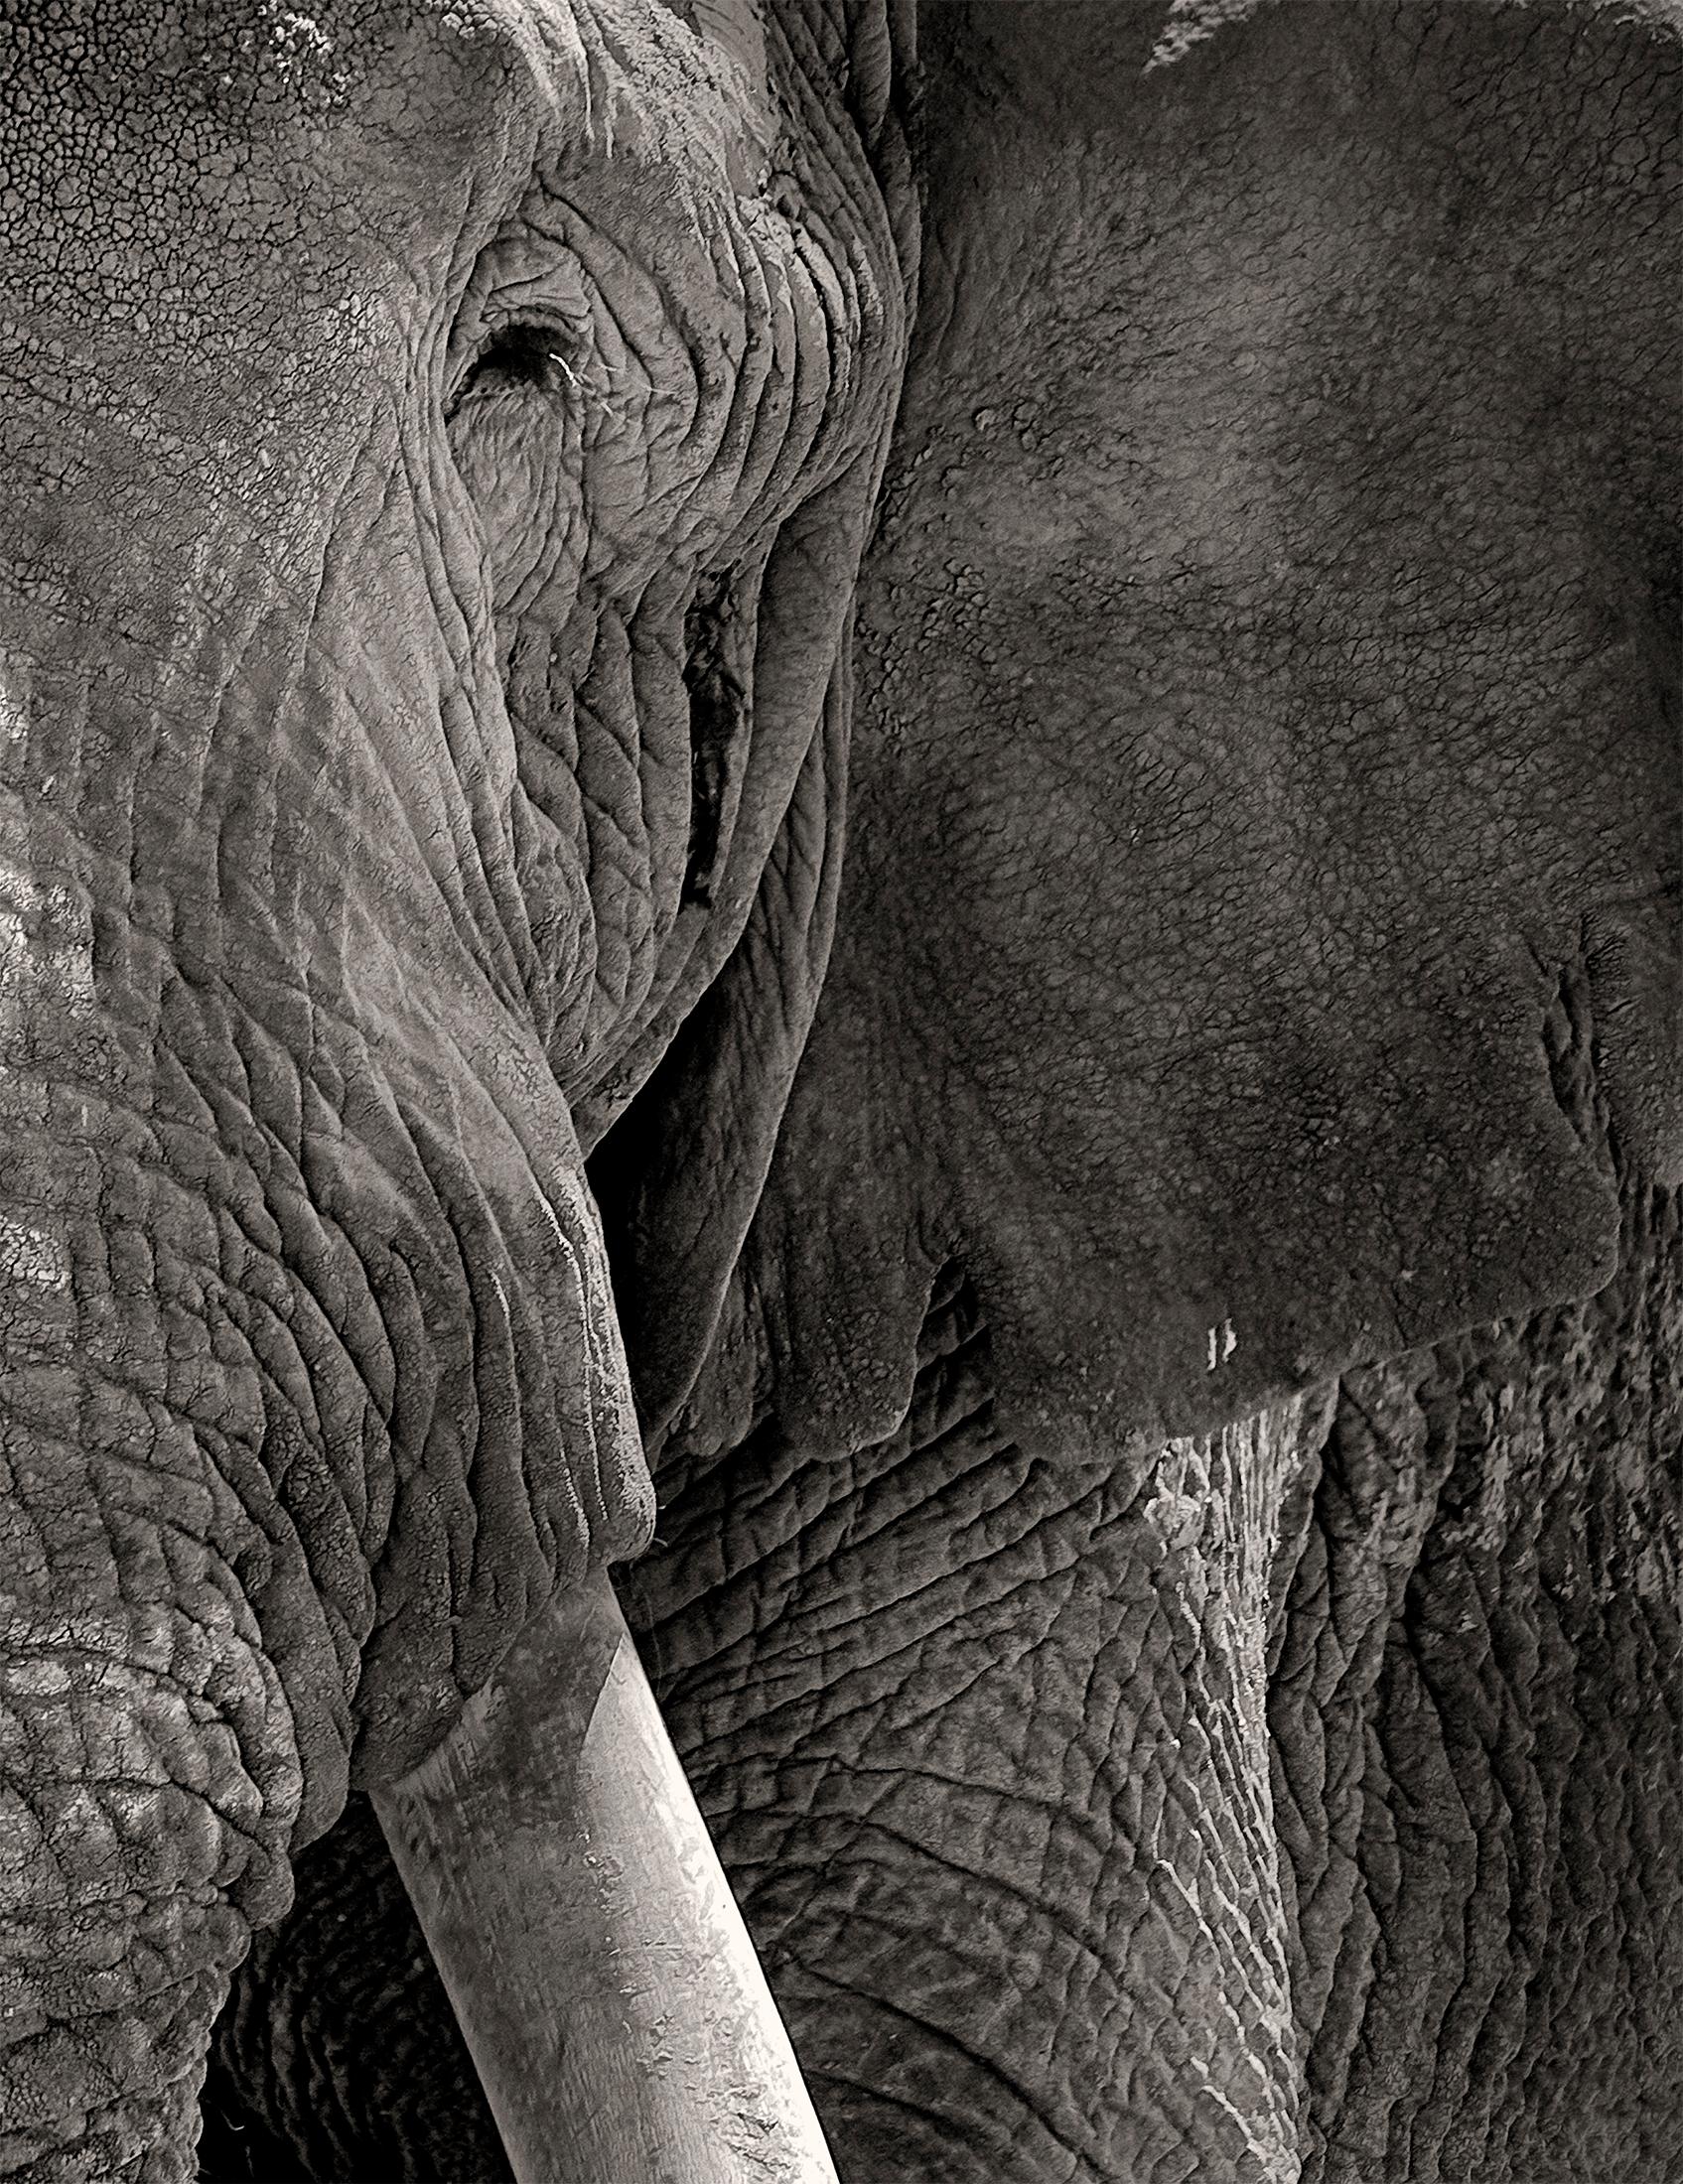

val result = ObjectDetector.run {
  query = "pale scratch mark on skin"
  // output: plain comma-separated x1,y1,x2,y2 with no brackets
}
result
1205,1316,1237,1370
0,864,96,1023
0,1213,70,1292
258,0,351,98
1145,0,1275,74
268,7,332,57
1151,1855,1298,2174
0,670,26,747
1185,2048,1299,2184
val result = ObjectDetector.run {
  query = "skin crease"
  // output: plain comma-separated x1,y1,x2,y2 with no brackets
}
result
0,5,1671,2184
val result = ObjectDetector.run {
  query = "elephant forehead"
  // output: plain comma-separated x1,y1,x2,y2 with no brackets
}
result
0,0,884,571
3,2,503,254
0,2,774,370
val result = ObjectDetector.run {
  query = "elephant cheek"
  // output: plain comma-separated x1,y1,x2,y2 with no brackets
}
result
326,1071,655,1787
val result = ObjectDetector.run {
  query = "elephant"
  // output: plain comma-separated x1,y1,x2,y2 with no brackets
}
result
0,0,1675,2180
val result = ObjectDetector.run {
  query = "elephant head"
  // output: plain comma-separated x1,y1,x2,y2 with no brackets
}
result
0,2,912,2173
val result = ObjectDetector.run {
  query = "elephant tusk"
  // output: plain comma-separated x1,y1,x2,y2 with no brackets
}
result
371,1570,838,2184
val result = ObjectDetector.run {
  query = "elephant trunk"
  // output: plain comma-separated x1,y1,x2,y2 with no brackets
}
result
0,752,344,2176
0,555,646,2169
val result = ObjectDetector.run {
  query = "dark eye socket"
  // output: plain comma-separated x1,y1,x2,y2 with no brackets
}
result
446,322,572,419
474,323,561,386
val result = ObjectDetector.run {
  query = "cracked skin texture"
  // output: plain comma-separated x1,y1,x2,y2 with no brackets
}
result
0,1,908,2176
0,3,1672,2184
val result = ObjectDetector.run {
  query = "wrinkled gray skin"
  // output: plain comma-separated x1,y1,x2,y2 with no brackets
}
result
0,2,1675,2181
1,1,910,2173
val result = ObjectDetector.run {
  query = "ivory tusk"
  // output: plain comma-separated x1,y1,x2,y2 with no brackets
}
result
372,1570,838,2184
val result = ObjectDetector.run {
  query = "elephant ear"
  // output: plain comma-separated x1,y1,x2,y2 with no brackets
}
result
673,0,1680,1458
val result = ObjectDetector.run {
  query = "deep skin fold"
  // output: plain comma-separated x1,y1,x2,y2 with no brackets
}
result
207,3,1676,2180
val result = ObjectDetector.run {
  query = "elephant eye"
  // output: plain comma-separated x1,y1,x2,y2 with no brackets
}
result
445,322,577,419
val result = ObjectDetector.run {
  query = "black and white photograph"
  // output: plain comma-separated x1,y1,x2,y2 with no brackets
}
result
0,3,1676,2178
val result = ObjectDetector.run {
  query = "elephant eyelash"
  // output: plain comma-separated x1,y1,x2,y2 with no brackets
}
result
444,322,583,420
